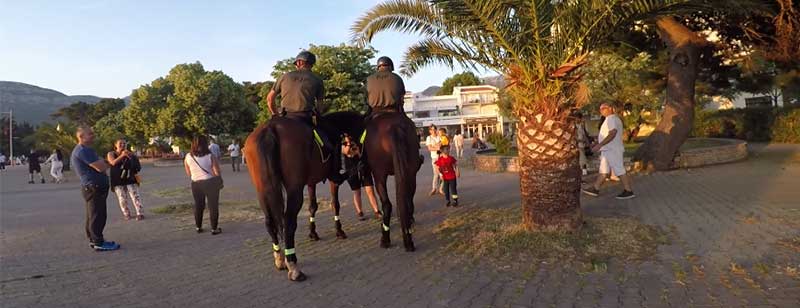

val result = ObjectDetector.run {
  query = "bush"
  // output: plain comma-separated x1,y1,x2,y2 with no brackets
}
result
692,107,799,143
486,132,513,155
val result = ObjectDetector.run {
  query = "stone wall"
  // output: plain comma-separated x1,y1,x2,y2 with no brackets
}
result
472,150,519,173
670,138,748,169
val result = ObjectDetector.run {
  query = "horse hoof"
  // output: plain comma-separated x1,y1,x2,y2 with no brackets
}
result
336,230,348,239
288,270,306,282
273,252,287,271
309,232,320,241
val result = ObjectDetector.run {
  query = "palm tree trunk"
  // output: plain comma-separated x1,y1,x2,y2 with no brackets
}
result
516,107,582,231
634,17,707,171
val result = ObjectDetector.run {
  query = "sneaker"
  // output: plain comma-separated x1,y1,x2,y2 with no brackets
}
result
615,190,636,200
196,227,204,233
28,181,34,184
136,215,144,221
357,212,366,221
92,241,120,251
581,187,599,197
211,228,222,235
40,179,45,184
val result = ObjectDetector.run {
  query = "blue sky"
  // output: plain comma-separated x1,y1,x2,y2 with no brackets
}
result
0,0,481,98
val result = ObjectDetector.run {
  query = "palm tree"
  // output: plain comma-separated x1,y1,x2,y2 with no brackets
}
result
351,0,736,231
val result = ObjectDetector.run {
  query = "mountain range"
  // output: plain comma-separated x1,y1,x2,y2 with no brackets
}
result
0,81,105,125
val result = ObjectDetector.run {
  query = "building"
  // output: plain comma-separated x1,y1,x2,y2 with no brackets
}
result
403,85,514,139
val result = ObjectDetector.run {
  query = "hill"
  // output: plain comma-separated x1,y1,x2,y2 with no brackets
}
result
0,81,104,124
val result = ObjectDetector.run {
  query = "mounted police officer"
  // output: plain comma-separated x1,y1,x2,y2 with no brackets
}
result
365,56,406,120
266,50,334,157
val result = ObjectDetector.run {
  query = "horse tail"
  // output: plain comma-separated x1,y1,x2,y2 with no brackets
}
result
248,123,285,240
390,125,413,228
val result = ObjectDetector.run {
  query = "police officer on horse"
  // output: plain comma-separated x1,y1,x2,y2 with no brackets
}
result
365,56,406,120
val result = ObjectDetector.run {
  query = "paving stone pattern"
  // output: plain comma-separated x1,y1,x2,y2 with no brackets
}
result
1,144,798,307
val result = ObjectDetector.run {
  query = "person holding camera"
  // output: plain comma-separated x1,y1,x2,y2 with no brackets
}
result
107,138,144,221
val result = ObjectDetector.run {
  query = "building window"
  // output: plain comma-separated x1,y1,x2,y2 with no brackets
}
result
438,110,458,117
414,111,430,118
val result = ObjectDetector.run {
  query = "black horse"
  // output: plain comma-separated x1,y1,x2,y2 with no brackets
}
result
243,111,362,281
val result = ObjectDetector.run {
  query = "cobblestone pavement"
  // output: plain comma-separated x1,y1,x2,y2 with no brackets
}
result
1,144,798,308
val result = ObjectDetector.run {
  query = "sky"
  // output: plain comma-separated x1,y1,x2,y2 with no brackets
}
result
0,0,479,98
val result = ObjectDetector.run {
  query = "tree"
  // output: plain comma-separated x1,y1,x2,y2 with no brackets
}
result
0,117,35,156
122,62,256,148
243,81,275,124
583,52,663,141
271,44,376,114
437,71,481,95
352,0,723,231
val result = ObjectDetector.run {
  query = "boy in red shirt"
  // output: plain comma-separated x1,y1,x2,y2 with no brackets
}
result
434,145,460,207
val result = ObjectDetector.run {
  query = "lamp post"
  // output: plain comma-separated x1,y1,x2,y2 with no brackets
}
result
0,110,12,166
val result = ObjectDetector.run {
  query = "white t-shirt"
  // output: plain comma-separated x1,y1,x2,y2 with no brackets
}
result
228,144,241,157
598,114,624,153
453,134,464,147
185,153,215,182
0,154,6,163
425,135,441,160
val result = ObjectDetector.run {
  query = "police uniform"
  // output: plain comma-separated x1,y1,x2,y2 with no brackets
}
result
272,69,324,124
366,70,405,112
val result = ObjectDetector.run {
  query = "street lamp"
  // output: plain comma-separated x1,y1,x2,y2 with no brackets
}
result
0,110,12,166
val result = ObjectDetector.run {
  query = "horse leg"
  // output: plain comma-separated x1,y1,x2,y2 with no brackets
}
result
307,184,320,241
399,169,417,252
260,192,286,270
375,174,392,248
284,187,306,281
330,181,347,239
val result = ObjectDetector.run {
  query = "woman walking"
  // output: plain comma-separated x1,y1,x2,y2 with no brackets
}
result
45,149,65,183
184,135,223,234
107,139,144,221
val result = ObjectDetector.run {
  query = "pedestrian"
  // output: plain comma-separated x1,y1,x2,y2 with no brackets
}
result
340,134,381,220
582,103,635,199
184,135,223,235
471,135,487,151
434,145,460,207
27,149,45,184
438,127,449,148
228,140,241,172
71,126,119,251
44,149,65,183
425,124,443,196
208,138,222,159
0,152,6,171
453,131,464,158
107,139,145,221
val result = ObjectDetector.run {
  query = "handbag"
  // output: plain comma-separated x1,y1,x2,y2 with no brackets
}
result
190,154,224,189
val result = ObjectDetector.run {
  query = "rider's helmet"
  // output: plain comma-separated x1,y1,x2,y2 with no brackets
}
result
295,50,316,66
376,56,394,71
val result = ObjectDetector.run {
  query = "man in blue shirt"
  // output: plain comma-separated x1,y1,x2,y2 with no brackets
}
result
71,126,120,251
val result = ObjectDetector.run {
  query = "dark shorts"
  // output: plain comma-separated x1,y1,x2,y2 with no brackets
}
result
346,174,362,190
29,164,41,173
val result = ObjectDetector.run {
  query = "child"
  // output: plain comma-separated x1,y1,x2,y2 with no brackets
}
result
434,145,460,207
438,128,449,147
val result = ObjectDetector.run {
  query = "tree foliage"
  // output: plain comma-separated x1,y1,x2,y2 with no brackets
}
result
122,62,256,147
271,44,376,114
51,98,125,126
437,71,481,95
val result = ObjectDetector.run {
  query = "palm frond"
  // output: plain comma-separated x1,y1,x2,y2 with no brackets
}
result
351,0,444,46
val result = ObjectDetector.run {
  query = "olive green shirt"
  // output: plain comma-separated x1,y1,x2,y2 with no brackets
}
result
366,71,406,108
272,69,324,112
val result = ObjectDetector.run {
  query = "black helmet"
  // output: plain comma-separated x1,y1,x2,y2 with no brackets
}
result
295,51,316,66
376,56,394,71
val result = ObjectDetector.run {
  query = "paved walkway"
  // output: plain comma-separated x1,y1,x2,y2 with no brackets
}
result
1,144,798,307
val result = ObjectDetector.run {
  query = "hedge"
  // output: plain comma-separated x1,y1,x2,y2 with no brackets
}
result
692,107,800,143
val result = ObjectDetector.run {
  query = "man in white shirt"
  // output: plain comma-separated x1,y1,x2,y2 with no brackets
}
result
582,103,635,199
453,131,464,158
228,141,241,172
0,153,6,170
425,125,443,195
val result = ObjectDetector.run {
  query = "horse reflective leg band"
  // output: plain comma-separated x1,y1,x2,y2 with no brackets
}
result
359,130,367,144
382,224,390,231
309,217,315,223
272,244,280,252
452,195,458,199
285,248,296,255
334,215,340,221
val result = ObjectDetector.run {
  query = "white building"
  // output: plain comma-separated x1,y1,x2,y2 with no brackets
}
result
403,85,514,139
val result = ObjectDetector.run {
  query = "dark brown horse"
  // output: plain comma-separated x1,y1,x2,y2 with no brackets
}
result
244,111,362,281
363,111,424,251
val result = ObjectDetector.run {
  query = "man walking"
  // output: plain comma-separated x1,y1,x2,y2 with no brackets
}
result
27,149,45,184
453,130,464,158
425,124,442,196
209,138,221,159
582,103,635,199
228,140,241,172
72,126,120,251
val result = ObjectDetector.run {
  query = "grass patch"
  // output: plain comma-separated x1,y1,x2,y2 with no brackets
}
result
151,203,194,214
152,200,263,223
776,236,800,253
435,208,670,272
150,186,191,199
623,138,733,157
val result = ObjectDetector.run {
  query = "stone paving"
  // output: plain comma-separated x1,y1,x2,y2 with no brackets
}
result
1,144,798,308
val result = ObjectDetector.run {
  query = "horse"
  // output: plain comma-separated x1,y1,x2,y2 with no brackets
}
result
362,111,424,252
243,111,362,281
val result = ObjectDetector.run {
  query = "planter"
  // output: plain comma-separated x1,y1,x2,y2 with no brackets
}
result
473,149,519,173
